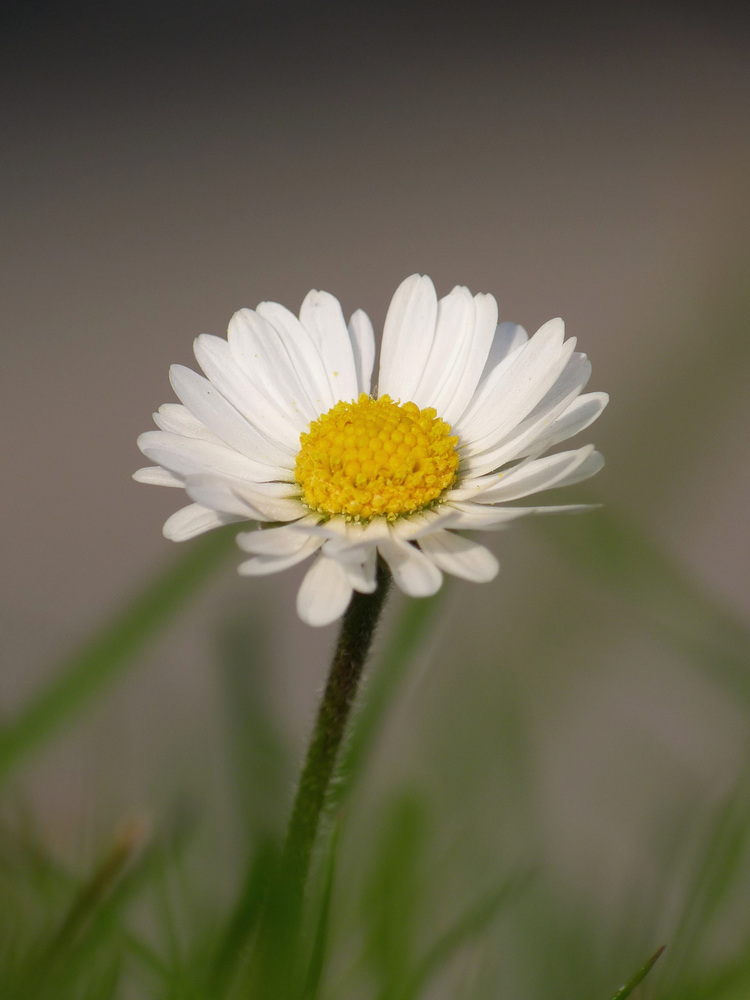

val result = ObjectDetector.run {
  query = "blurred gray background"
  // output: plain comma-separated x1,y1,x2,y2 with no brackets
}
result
1,0,749,957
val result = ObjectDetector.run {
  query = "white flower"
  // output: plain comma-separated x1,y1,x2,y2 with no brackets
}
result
135,275,607,626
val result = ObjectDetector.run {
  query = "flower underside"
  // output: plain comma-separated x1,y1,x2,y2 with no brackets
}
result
295,393,459,521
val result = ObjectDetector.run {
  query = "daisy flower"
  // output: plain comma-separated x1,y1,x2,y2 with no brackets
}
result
135,275,607,626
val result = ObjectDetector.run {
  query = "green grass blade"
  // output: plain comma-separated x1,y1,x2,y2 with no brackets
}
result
608,946,665,1000
333,586,449,808
303,824,339,1000
40,819,150,962
392,869,533,1000
217,617,291,840
120,932,172,987
660,768,750,988
362,793,430,993
10,815,173,1000
666,948,750,1000
207,836,278,995
534,506,750,701
0,526,236,785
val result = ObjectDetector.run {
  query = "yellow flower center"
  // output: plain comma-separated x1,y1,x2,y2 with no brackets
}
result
295,393,459,521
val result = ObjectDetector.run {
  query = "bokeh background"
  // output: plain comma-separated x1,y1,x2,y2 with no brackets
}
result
2,1,750,996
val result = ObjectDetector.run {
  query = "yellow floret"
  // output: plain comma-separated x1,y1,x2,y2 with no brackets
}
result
295,393,459,521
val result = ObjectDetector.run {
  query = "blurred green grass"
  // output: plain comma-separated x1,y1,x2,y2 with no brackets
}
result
0,493,749,998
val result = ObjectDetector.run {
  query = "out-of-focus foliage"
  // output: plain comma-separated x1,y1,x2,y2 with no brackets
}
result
1,487,750,998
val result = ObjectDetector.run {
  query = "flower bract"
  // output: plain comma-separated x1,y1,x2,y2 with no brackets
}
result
135,275,607,626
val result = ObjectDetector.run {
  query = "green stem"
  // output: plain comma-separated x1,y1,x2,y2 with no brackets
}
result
251,563,392,999
282,561,392,902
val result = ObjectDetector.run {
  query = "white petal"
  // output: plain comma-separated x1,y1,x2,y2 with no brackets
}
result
343,546,378,593
456,325,529,431
242,480,301,498
348,310,376,396
194,334,302,451
256,300,336,412
460,353,594,479
410,285,475,408
138,430,287,483
153,403,221,441
519,391,609,455
236,516,323,555
468,446,602,504
446,501,598,530
482,322,529,371
133,466,184,487
418,530,499,582
184,475,274,520
238,536,324,576
322,542,379,594
377,274,438,401
297,555,354,627
456,319,574,451
322,516,390,553
469,322,528,400
162,503,244,541
440,293,500,425
229,480,307,522
524,351,592,419
299,290,359,403
290,516,349,540
177,473,303,522
547,449,604,489
377,533,443,597
169,365,294,469
443,502,542,529
227,308,319,422
412,288,499,426
388,507,461,539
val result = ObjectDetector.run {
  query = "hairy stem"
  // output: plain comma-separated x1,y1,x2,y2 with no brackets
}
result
251,563,392,998
283,561,392,900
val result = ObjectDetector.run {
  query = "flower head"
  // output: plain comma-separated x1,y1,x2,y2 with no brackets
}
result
135,275,607,626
